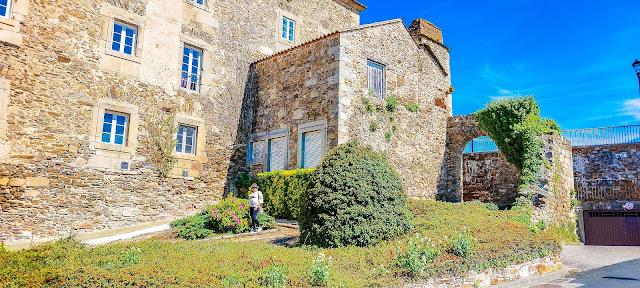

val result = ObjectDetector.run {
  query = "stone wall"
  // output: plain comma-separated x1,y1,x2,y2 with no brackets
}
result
462,152,520,208
572,143,640,181
0,0,361,244
406,255,562,288
339,20,452,198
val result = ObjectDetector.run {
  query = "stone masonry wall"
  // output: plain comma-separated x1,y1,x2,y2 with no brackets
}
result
572,143,640,180
462,152,520,208
0,0,360,244
339,21,452,198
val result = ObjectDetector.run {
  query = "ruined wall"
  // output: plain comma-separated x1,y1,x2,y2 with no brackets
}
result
462,152,520,208
0,0,360,244
338,20,452,198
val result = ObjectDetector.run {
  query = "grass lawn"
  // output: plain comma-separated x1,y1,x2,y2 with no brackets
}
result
0,200,563,287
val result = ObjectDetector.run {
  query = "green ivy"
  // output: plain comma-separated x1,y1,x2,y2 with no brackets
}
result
473,96,560,196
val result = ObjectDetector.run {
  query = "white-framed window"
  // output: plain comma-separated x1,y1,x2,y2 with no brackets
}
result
282,17,295,42
180,45,202,93
267,136,287,172
111,21,138,56
176,124,197,155
367,60,385,99
0,0,12,19
301,130,323,168
101,111,129,146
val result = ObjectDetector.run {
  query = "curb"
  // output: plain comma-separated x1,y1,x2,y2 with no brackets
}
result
495,267,577,288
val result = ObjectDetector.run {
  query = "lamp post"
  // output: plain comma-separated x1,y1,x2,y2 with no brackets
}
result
633,59,640,96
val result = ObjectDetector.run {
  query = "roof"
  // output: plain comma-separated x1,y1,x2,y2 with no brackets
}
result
253,19,404,64
335,0,367,12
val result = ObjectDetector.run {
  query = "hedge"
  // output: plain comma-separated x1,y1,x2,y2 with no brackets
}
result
257,169,315,220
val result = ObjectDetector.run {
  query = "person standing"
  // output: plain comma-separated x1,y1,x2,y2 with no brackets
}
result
248,183,264,232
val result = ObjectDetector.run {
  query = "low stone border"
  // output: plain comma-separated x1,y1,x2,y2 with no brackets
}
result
406,255,563,288
197,228,280,241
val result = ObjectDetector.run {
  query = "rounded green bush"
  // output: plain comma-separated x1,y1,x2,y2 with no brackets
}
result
299,140,413,247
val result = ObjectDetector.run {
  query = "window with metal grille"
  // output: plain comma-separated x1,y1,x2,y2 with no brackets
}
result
367,60,385,99
0,0,11,19
111,21,137,56
301,130,322,168
267,137,287,172
180,45,202,93
176,124,197,155
282,17,295,42
101,111,128,146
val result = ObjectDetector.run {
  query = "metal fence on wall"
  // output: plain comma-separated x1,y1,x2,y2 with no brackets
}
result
463,124,640,154
574,178,640,201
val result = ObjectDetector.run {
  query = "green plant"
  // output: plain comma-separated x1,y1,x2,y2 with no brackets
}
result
299,140,413,247
386,95,398,112
257,213,277,229
145,112,179,177
260,263,288,288
234,172,256,199
369,120,378,132
361,97,374,113
405,102,419,112
473,96,560,195
170,213,214,240
449,232,477,258
257,169,314,219
119,247,142,266
309,252,331,286
396,234,441,276
385,131,392,142
209,197,252,234
392,125,397,132
221,272,245,288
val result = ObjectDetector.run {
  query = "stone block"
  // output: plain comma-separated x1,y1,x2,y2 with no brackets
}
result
8,178,25,186
26,177,49,187
537,264,553,274
24,190,39,197
0,177,8,186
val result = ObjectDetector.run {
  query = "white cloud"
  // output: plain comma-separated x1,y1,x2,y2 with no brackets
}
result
621,98,640,120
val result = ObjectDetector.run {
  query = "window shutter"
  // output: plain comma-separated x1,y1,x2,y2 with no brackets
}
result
303,130,322,168
269,137,287,171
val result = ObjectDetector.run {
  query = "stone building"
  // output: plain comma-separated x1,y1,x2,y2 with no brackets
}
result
0,0,454,244
244,18,452,198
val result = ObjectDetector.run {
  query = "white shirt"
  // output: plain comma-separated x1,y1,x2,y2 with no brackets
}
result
249,190,263,208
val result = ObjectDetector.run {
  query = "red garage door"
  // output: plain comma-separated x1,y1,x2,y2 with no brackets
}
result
584,211,640,246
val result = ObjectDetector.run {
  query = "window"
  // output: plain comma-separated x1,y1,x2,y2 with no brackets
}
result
301,130,323,168
367,60,385,99
282,17,295,42
176,124,197,155
111,21,137,56
101,111,128,146
0,0,11,19
180,45,202,92
267,137,287,172
187,0,206,7
249,140,265,162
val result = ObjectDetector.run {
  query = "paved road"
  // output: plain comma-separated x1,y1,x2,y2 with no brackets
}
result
528,245,640,288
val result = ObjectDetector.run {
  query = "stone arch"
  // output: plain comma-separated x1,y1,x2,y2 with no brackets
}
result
437,114,486,202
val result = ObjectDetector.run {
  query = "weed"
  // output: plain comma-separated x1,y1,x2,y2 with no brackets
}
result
369,120,378,132
310,252,331,286
405,102,419,112
449,232,476,258
386,95,398,112
260,263,288,288
385,131,392,142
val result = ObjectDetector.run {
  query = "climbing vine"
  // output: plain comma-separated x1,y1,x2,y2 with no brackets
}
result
144,111,179,177
473,96,560,194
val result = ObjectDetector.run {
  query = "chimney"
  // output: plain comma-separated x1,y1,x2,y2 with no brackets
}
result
408,18,444,45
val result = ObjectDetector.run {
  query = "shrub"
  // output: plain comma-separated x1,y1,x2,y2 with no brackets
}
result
404,102,419,112
170,213,213,240
260,263,288,288
234,172,255,199
386,95,398,112
299,140,413,247
258,169,314,219
210,197,252,234
257,213,277,230
448,232,476,258
309,252,331,286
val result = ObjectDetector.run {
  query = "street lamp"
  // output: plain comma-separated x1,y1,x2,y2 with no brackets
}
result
633,59,640,96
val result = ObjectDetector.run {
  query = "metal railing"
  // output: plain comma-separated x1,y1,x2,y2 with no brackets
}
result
463,124,640,153
574,178,640,201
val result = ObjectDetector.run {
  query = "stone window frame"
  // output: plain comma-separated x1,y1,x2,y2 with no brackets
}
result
178,41,204,94
184,0,208,11
367,58,386,100
0,0,29,46
248,128,290,171
101,7,145,64
0,78,9,139
297,120,327,169
89,98,139,155
275,9,302,49
172,113,207,163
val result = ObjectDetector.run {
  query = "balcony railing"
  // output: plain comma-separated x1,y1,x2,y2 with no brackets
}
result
574,178,640,201
464,124,640,153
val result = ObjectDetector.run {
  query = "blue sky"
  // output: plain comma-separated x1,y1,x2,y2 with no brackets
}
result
358,0,640,130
